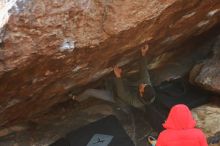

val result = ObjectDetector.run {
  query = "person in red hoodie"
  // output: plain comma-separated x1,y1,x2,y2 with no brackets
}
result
150,104,208,146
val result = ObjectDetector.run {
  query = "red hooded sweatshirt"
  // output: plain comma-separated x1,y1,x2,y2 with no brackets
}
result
156,104,208,146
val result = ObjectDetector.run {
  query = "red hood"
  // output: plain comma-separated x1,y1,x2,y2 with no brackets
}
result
163,104,196,130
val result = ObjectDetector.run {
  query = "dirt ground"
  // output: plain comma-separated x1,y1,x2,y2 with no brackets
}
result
0,98,219,146
0,99,153,146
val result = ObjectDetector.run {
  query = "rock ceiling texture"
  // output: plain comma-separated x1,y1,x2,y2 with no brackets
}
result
0,0,220,126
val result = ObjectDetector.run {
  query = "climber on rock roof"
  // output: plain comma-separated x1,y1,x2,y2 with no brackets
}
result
77,43,156,111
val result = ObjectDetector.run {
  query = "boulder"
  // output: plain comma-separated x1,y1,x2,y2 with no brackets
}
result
190,35,220,94
0,0,220,126
192,103,220,137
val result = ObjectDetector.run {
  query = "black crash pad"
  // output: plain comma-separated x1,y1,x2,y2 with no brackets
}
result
50,115,134,146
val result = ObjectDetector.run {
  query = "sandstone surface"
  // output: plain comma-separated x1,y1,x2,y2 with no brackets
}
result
0,0,220,125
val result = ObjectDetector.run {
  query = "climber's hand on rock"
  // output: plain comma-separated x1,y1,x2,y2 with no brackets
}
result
114,66,122,78
141,44,149,56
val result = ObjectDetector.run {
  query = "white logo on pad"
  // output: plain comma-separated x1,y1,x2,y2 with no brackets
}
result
87,134,113,146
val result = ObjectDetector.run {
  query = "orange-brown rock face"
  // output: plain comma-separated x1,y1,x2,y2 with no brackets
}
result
0,0,220,126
